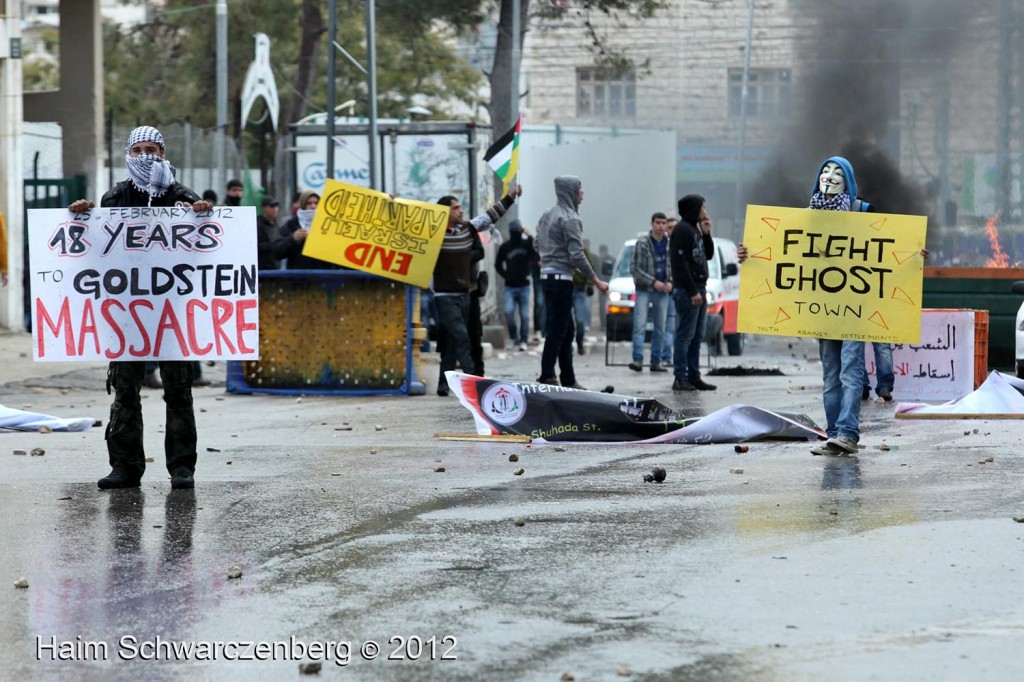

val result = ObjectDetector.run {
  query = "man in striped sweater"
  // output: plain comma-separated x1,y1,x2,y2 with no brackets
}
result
434,185,522,396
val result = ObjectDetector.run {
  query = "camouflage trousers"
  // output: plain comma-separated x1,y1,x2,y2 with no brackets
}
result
105,361,197,478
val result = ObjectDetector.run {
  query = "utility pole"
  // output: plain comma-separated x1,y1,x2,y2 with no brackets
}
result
326,0,337,181
366,0,379,190
733,0,755,237
215,0,227,195
996,0,1012,219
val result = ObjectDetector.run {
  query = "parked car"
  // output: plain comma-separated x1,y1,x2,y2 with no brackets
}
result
605,236,743,355
1013,280,1024,378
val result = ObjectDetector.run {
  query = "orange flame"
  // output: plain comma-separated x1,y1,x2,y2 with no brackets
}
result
984,213,1009,268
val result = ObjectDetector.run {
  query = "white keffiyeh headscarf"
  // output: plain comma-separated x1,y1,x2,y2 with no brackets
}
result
125,126,176,206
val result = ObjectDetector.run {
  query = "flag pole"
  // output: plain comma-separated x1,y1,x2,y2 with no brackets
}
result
508,0,521,220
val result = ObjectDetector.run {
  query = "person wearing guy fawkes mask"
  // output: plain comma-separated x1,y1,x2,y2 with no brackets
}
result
67,126,213,490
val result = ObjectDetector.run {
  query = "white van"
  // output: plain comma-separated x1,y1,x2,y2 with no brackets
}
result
606,236,743,355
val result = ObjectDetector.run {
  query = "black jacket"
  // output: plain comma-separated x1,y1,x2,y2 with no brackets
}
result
101,180,200,209
495,233,536,288
256,215,280,270
670,195,714,296
271,214,342,270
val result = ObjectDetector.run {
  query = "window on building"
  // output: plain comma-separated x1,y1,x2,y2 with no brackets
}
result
728,68,791,118
577,68,636,118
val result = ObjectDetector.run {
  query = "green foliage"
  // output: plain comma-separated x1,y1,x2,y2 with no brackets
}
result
22,57,59,92
102,0,485,134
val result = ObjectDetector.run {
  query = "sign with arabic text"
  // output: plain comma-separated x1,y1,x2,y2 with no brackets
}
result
878,309,977,402
737,205,927,343
302,179,450,288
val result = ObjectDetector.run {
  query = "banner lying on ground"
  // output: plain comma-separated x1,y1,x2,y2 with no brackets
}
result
302,179,450,288
446,371,824,444
29,206,259,361
0,404,95,432
738,205,927,344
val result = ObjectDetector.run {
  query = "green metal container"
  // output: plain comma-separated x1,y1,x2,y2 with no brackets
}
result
922,267,1024,370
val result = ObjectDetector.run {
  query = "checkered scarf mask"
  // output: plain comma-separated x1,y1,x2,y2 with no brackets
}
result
808,191,851,211
125,126,176,205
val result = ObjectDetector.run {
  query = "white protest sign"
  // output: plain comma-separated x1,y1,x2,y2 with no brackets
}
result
29,206,259,361
871,309,976,402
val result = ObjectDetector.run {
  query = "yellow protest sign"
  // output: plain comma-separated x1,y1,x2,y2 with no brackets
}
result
737,205,927,344
302,179,450,287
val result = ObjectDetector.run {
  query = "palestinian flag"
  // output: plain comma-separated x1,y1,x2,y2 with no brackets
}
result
483,114,521,193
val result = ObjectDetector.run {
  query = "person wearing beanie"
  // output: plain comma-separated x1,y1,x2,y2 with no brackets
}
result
496,219,537,352
669,194,716,391
66,125,213,490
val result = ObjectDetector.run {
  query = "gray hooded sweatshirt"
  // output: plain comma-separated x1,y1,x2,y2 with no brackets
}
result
536,175,597,281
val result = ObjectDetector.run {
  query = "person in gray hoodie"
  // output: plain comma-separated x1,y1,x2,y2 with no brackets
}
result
536,176,609,387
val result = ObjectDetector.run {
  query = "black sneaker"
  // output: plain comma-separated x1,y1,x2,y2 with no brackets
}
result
693,379,717,391
436,385,450,397
98,468,141,490
672,378,696,391
650,364,668,373
861,386,870,400
876,387,893,402
170,469,195,490
537,376,560,386
628,362,643,372
564,382,587,390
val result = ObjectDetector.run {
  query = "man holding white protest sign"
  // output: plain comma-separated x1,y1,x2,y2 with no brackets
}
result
62,125,242,491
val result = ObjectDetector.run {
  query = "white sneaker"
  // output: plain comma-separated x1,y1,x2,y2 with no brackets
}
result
518,342,528,352
505,340,515,351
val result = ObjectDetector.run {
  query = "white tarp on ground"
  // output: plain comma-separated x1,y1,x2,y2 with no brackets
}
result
895,371,1024,416
0,404,95,432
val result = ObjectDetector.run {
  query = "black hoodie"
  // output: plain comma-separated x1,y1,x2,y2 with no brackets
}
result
669,194,714,296
495,221,536,287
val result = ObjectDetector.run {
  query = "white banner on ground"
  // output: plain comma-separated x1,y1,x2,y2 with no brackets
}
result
0,404,95,432
29,206,259,362
896,371,1024,416
874,309,976,402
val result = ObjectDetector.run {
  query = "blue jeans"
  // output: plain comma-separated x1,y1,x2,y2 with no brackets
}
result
572,290,591,345
673,288,707,383
819,339,865,442
662,302,676,364
864,342,894,392
435,294,474,386
541,279,576,383
631,289,669,364
503,285,531,344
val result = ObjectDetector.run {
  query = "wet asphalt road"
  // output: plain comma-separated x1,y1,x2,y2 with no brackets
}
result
2,333,1023,681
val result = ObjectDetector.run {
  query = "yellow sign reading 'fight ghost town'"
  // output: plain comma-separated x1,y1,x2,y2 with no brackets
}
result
302,179,449,288
737,205,927,344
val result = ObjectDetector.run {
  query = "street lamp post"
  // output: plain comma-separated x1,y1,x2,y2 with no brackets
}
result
215,0,227,195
